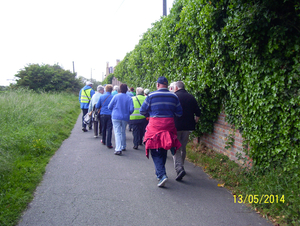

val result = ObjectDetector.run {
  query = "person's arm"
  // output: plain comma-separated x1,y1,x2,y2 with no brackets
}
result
88,99,93,113
96,96,102,109
108,96,115,110
79,89,81,104
129,98,134,115
90,89,95,98
193,97,201,123
139,96,150,116
174,98,183,117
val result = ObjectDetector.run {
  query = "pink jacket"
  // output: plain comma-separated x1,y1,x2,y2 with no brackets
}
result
143,117,181,158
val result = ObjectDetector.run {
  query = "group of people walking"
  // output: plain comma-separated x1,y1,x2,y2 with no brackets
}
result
79,76,200,187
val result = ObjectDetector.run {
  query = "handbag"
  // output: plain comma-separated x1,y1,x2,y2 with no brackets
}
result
92,104,99,122
83,112,91,124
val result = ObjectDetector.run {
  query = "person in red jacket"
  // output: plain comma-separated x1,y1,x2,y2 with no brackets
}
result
140,76,183,187
173,81,201,181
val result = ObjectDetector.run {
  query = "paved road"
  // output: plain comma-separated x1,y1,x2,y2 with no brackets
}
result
18,115,272,226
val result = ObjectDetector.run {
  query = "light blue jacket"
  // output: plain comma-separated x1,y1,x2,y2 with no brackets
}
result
88,92,103,113
108,93,134,121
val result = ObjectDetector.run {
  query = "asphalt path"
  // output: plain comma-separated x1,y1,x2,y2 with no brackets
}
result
18,114,273,226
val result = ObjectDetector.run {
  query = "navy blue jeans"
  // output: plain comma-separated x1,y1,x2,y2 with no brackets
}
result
100,114,112,146
150,148,168,179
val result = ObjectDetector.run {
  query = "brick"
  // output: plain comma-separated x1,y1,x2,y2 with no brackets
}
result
198,111,251,167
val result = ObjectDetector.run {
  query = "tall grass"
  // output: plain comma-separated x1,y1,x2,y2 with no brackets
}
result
0,89,80,226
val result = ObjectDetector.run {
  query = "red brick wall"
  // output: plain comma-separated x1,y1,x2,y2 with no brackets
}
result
198,112,251,166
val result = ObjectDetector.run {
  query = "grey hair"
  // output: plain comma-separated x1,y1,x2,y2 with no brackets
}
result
175,81,185,89
113,85,120,92
97,85,104,91
136,87,144,95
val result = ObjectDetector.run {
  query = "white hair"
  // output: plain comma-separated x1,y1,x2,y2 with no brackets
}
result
97,85,104,92
113,85,119,92
136,87,144,95
169,82,176,92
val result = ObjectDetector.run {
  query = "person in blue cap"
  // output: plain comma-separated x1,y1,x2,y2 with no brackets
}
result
140,76,183,187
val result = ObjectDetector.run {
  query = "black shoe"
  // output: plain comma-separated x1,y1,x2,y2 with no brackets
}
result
175,170,186,181
82,128,88,132
89,127,92,130
114,151,122,155
133,146,138,149
122,148,126,151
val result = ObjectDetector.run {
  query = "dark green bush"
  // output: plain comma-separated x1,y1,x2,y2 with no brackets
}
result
13,64,83,93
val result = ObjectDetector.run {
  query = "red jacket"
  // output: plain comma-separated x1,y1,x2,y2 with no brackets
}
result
143,117,181,158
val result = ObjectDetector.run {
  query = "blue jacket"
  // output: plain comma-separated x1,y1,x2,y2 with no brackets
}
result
79,86,95,109
96,92,113,115
126,91,134,97
108,93,134,121
140,88,182,118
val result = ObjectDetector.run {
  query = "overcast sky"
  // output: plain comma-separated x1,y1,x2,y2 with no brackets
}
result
0,0,175,86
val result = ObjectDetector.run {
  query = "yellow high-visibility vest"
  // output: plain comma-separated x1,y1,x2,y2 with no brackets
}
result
81,88,92,103
130,95,146,120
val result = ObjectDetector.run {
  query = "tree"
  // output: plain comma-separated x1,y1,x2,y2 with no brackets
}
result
14,64,83,93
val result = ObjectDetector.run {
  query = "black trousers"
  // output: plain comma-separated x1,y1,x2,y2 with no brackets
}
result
82,109,92,129
132,120,147,147
100,115,113,146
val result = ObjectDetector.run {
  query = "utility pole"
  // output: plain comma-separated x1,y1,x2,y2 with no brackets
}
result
72,61,75,73
163,0,167,16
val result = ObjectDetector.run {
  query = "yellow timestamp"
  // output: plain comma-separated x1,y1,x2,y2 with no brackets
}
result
233,194,285,204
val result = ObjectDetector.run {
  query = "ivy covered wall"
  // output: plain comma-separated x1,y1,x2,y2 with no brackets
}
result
113,0,300,172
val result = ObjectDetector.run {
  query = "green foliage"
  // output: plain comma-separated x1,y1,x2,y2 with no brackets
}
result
113,0,300,172
0,89,80,226
102,73,114,85
13,64,83,93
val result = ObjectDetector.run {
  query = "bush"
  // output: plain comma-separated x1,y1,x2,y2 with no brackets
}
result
13,64,83,93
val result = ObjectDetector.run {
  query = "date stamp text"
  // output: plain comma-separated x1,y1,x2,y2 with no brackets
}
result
233,195,285,204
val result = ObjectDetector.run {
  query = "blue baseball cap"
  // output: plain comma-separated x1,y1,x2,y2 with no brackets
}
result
157,76,168,85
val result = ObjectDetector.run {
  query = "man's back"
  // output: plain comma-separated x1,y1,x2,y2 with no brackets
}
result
140,88,182,118
175,89,201,131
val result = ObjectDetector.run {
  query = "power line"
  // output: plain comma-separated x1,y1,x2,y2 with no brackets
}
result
116,0,126,13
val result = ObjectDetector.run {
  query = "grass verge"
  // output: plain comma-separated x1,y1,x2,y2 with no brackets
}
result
187,141,300,226
0,89,80,226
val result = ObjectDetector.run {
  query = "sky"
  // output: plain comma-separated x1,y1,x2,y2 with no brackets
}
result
0,0,176,86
